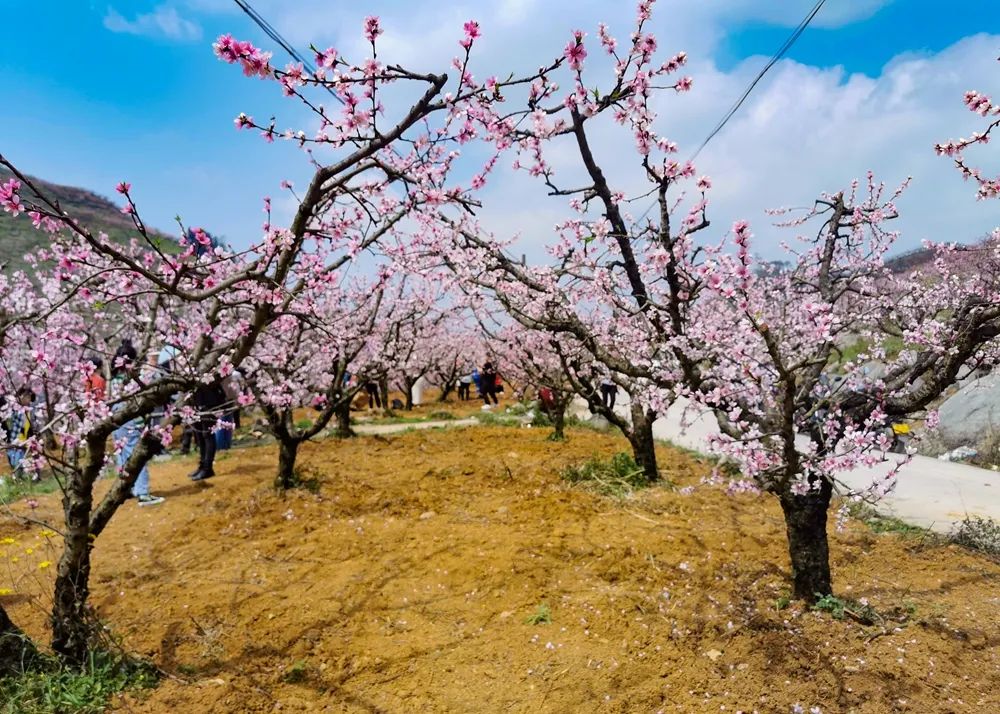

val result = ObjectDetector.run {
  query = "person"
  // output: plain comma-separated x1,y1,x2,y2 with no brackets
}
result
110,355,164,506
190,378,227,481
214,373,241,451
365,381,382,410
83,357,107,400
600,374,618,409
538,386,556,417
458,370,473,401
481,362,499,406
4,387,36,480
113,338,138,373
471,368,483,398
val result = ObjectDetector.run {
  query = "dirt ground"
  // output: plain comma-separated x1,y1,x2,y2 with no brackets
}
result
2,423,1000,713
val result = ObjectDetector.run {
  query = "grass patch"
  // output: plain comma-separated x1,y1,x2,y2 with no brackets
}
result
294,418,314,431
285,466,323,494
559,452,651,498
847,502,935,539
525,604,552,625
0,476,64,506
0,651,158,714
475,412,523,428
427,411,456,421
282,659,309,684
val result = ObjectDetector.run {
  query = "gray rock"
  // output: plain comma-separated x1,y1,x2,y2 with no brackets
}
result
587,414,612,432
937,373,1000,446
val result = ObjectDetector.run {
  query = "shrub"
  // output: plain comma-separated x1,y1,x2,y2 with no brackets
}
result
951,515,1000,557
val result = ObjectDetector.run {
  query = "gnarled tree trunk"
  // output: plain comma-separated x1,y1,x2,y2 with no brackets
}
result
779,479,833,601
549,395,567,441
275,435,300,490
335,401,354,439
51,436,103,665
628,402,658,482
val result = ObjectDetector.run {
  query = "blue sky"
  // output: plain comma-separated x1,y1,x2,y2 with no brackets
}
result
1,1,998,254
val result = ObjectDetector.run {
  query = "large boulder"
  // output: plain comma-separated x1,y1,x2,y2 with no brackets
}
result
937,373,1000,446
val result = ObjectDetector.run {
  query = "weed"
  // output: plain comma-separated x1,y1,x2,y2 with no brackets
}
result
951,515,1000,557
775,594,791,611
0,476,63,506
525,604,552,625
427,411,456,421
282,660,309,684
285,466,323,494
506,402,531,416
811,594,882,626
476,412,523,428
846,502,935,540
560,452,651,498
294,418,314,431
0,650,158,714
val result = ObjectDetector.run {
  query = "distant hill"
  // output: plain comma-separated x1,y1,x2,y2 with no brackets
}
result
0,168,176,274
886,233,998,274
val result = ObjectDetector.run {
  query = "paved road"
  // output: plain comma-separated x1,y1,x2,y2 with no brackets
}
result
572,398,1000,533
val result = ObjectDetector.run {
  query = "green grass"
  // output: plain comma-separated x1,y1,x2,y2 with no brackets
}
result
559,452,652,498
0,475,64,506
525,603,552,625
846,501,935,539
0,651,158,714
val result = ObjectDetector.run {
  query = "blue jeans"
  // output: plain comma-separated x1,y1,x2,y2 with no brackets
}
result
115,425,150,497
6,448,26,475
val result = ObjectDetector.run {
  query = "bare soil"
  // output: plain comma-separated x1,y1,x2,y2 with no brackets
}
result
2,424,999,713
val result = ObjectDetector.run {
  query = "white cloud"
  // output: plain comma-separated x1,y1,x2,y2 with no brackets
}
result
104,5,203,42
175,0,996,257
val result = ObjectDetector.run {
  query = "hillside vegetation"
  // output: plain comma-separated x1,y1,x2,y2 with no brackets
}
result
0,168,175,273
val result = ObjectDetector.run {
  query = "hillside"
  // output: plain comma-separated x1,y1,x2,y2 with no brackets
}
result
0,168,176,273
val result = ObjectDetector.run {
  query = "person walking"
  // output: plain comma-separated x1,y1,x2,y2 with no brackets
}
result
190,378,227,482
110,356,164,506
481,362,499,407
471,368,483,399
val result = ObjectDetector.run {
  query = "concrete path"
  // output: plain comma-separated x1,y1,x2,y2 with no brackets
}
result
572,398,1000,532
351,417,479,436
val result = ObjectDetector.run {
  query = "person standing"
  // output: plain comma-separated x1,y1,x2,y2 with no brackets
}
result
600,374,618,409
190,378,227,481
110,357,164,506
458,370,473,401
365,380,382,410
481,362,499,407
4,387,36,480
83,357,107,401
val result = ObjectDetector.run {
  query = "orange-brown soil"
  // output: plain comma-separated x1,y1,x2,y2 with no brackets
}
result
2,425,999,713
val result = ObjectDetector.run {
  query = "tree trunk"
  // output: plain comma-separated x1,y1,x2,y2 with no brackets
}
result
404,378,415,411
438,380,455,402
275,437,300,490
51,466,97,665
628,403,658,482
335,402,354,439
0,605,39,677
779,479,833,601
378,378,389,413
550,399,567,441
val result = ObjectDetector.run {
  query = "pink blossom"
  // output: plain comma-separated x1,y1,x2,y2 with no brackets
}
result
564,31,587,72
363,16,382,43
115,181,131,195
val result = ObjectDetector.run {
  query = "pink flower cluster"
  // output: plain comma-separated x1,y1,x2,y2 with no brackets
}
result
213,34,272,78
0,178,22,217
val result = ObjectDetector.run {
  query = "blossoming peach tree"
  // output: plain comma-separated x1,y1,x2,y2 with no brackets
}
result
0,11,543,668
438,1,1000,601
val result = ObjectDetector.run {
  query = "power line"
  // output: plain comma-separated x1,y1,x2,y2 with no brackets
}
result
689,0,827,162
638,0,827,223
232,0,344,105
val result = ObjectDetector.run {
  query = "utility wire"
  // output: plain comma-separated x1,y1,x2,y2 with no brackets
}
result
638,0,827,222
232,0,344,105
688,0,827,162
